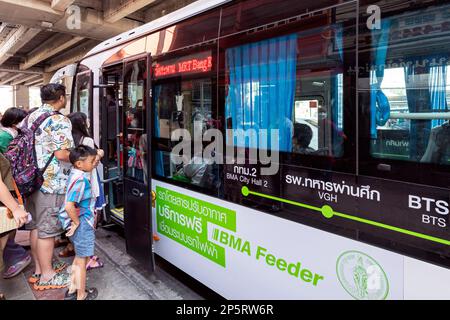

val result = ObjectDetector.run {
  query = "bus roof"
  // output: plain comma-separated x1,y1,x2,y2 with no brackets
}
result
85,0,231,59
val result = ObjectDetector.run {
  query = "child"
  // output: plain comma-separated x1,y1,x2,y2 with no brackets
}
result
58,112,106,271
60,145,99,300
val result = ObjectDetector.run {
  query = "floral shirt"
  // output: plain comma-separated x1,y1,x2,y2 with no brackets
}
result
25,104,74,194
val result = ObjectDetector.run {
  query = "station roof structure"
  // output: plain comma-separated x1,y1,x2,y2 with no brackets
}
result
0,0,197,87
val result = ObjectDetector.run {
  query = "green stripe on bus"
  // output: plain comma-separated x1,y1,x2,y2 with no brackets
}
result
241,186,450,246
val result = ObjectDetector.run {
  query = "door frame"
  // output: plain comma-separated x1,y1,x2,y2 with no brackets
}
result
122,52,155,272
99,63,124,224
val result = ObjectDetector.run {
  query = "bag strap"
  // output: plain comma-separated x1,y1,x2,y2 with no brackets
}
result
80,136,99,150
6,180,24,219
29,111,59,133
29,111,60,173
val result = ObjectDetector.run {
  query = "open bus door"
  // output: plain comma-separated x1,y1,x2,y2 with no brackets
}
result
122,54,154,271
100,64,125,225
100,56,154,271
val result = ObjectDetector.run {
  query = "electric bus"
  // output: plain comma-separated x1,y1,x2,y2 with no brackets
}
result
52,0,450,299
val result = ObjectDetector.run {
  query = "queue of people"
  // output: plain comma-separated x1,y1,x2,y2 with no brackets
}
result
0,83,105,300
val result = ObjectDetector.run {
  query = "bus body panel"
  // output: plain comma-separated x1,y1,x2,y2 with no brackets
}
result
63,0,450,299
152,179,450,299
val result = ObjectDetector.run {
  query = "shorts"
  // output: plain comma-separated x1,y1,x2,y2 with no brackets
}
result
24,191,64,239
69,217,95,258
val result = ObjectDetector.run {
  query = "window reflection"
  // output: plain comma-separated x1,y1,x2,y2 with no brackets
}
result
367,4,450,165
123,59,147,183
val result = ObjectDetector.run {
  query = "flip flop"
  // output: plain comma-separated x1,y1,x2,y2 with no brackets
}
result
3,255,31,279
86,257,104,271
33,272,70,291
27,261,68,284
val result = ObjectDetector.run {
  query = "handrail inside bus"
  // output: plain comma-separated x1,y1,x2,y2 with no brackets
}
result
389,112,450,120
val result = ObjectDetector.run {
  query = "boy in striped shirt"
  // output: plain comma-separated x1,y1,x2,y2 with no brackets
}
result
59,145,98,300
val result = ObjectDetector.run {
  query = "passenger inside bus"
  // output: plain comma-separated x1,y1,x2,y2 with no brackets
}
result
292,123,315,154
106,89,117,163
421,120,450,165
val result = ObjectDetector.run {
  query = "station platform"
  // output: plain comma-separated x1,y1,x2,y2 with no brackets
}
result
0,227,204,300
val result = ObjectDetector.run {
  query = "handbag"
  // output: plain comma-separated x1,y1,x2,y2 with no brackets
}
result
0,180,25,234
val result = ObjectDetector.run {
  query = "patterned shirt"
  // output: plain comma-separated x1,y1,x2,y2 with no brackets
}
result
25,104,74,194
59,169,96,230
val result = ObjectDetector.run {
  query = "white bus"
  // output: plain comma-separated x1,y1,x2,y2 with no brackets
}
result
52,0,450,299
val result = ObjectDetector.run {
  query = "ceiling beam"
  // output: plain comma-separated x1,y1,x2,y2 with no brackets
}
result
104,0,157,23
25,78,43,86
44,39,98,73
0,65,44,74
0,1,141,41
11,74,40,86
0,26,41,65
0,73,23,85
51,0,76,11
20,34,84,70
0,23,8,34
0,0,62,14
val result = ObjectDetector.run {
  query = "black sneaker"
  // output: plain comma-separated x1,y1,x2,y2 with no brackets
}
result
64,288,98,300
82,287,98,300
64,290,76,301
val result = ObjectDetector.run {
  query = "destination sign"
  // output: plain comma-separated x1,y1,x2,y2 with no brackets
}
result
153,51,212,79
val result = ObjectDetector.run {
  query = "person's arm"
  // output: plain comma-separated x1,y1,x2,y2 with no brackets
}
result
54,149,71,162
64,201,80,237
64,177,85,236
48,116,74,163
0,175,28,226
96,149,104,159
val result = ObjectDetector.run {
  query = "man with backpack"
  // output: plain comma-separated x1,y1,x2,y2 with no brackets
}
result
19,84,74,290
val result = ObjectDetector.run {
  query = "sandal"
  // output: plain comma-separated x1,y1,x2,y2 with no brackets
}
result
86,256,104,271
64,287,98,300
33,272,70,291
3,255,31,279
28,273,41,284
58,245,75,258
53,260,68,272
27,261,68,284
80,287,98,300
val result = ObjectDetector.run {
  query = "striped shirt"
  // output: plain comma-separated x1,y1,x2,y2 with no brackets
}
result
59,169,96,229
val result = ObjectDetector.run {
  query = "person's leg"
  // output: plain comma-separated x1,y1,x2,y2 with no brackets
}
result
36,237,56,282
25,193,40,275
0,234,9,273
3,231,30,267
75,257,87,300
34,192,65,282
68,259,80,295
30,229,41,275
3,233,31,279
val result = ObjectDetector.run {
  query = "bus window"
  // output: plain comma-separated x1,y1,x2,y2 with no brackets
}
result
154,78,216,189
74,70,92,122
123,59,147,184
152,51,218,191
364,3,450,166
225,25,346,158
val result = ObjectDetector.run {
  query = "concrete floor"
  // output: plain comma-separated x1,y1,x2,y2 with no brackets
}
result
0,226,205,300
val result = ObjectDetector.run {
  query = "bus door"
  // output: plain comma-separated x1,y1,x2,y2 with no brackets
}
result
122,54,154,271
100,65,125,225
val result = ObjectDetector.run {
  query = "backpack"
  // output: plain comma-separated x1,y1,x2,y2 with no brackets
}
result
4,111,58,198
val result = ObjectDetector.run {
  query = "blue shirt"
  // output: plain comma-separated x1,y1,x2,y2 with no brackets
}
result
59,169,96,229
